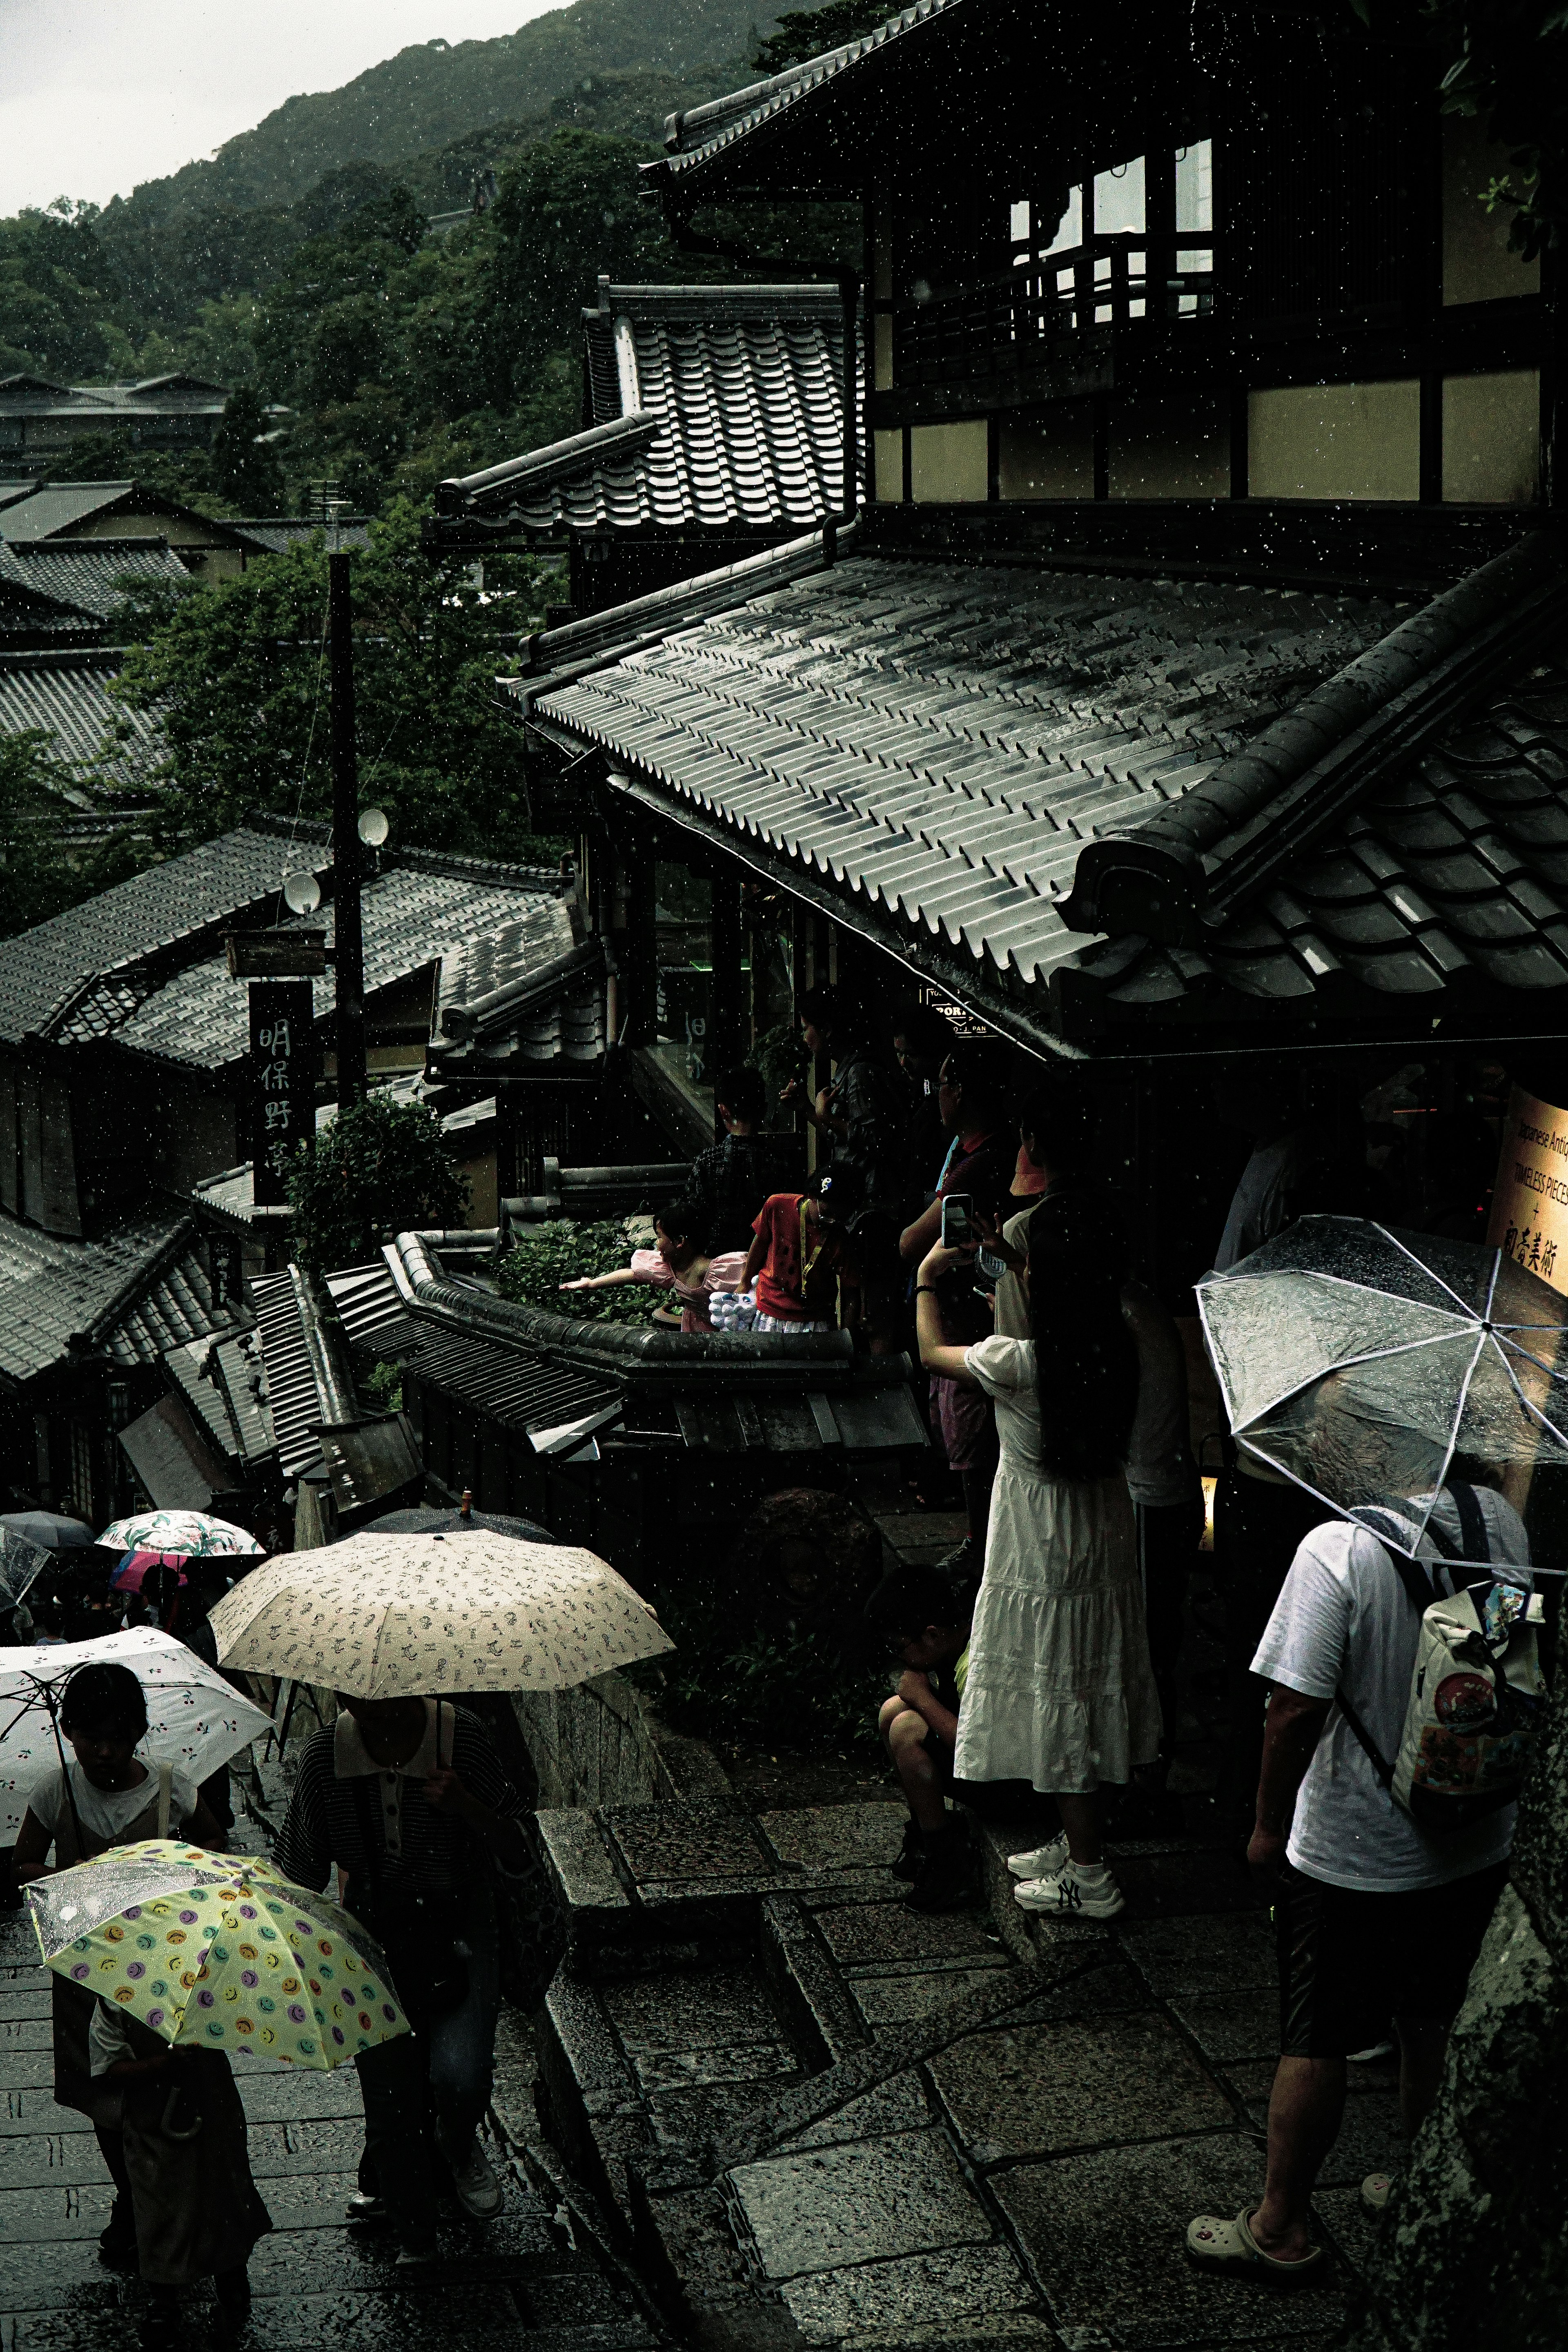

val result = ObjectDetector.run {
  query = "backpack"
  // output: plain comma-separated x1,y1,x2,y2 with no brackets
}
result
1338,1482,1546,1837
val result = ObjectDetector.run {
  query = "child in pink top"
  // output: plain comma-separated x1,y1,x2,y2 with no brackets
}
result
559,1197,746,1334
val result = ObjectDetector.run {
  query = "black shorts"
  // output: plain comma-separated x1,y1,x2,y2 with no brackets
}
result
1276,1860,1509,2058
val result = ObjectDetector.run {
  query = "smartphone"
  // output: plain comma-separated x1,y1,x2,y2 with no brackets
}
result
939,1192,974,1248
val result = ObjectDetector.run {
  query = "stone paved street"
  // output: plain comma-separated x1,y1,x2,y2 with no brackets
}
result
0,1793,661,2352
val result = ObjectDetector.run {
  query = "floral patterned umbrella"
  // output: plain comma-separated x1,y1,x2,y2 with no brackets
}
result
99,1512,263,1560
28,1839,408,2070
207,1530,674,1698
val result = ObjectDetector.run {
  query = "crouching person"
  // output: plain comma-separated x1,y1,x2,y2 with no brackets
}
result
866,1566,977,1913
89,1996,270,2325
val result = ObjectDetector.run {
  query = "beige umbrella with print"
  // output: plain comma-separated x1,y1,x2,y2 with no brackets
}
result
205,1531,673,1698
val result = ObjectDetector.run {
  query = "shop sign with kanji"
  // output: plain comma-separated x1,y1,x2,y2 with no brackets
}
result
1486,1086,1568,1294
249,980,319,1206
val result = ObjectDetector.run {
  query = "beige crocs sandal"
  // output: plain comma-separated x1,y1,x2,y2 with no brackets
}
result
1361,2174,1392,2213
1187,2207,1325,2282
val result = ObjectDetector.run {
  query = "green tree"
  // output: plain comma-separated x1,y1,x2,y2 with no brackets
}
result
112,497,564,858
287,1093,469,1279
485,128,672,396
208,384,287,510
752,3,898,73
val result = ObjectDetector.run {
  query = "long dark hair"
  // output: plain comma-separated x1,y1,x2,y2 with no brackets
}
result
1027,1199,1139,1481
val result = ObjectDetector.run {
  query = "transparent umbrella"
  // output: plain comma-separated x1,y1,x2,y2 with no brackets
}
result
1197,1216,1568,1570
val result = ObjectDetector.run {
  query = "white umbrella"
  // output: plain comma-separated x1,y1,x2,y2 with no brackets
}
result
207,1531,674,1699
0,1627,272,1844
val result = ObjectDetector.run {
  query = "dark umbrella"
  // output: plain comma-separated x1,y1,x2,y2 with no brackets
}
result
362,1505,557,1544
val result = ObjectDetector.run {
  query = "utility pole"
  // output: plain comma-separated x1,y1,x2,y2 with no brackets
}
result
327,510,367,1109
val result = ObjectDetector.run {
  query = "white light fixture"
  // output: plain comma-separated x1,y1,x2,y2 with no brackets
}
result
282,871,322,914
357,807,390,846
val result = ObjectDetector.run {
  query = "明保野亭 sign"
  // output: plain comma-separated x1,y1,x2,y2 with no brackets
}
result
1486,1087,1568,1295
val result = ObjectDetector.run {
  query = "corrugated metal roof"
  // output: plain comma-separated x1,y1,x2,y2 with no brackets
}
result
437,283,853,539
0,823,323,1047
0,1209,226,1389
653,1,964,179
0,485,138,539
532,551,1405,990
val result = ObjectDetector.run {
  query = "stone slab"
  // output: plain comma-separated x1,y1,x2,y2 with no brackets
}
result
537,1809,631,1917
0,2018,51,2049
0,2129,113,2191
815,1903,1004,1969
607,1804,775,1887
759,1806,909,1875
779,2240,1043,2348
1167,1990,1280,2067
728,2125,993,2281
930,2014,1233,2165
1225,2064,1405,2191
1112,1850,1258,1919
992,2134,1344,2347
627,2037,800,2093
851,1967,1020,2028
1119,1913,1276,2001
779,2071,932,2152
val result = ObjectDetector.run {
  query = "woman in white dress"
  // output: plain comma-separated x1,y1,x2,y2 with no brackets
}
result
915,1196,1162,1918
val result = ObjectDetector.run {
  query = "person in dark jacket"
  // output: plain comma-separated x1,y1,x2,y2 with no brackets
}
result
688,1066,772,1250
272,1693,530,2264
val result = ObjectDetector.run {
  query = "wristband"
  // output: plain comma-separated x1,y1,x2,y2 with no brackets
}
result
916,1284,941,1296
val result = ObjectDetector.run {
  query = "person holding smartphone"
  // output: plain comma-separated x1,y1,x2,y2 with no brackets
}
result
899,1045,1015,1582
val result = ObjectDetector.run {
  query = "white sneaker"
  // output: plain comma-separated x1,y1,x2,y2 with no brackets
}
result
1013,1862,1125,1920
1007,1834,1068,1880
445,2136,504,2221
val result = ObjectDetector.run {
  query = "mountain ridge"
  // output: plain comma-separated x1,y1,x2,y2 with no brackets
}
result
109,0,775,223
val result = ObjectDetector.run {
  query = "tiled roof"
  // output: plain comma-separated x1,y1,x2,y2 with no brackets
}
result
653,1,964,180
0,823,324,1047
164,1329,275,1470
0,483,243,546
114,862,571,1073
0,376,227,421
436,282,854,539
1067,666,1568,1019
0,539,190,623
527,549,1408,993
229,519,372,555
0,1209,225,1390
0,651,167,802
431,931,607,1079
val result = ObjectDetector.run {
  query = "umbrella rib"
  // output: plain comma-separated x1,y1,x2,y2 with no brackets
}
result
1412,1320,1491,1552
1370,1221,1488,1320
1233,1330,1471,1434
1201,1262,1472,1326
1494,1329,1568,1401
1491,1332,1568,1453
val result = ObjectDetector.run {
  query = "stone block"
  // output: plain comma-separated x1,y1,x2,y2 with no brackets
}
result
760,1895,871,2067
992,2133,1344,2345
728,2127,993,2281
759,1805,908,1875
537,1807,631,1925
851,1967,1018,2028
1223,2064,1405,2191
780,2071,931,2151
815,1901,1002,1970
1112,1849,1257,1919
608,1804,775,1888
1120,1913,1276,2001
1166,1989,1279,2067
931,2013,1232,2165
629,2039,800,2094
780,2240,1042,2348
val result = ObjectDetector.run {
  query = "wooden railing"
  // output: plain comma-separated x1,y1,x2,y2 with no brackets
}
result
891,233,1219,389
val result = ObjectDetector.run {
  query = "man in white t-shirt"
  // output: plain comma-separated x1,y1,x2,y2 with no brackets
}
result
1187,1483,1525,2280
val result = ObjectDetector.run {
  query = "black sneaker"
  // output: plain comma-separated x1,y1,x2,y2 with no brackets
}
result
905,1820,977,1914
890,1819,924,1882
98,2206,138,2269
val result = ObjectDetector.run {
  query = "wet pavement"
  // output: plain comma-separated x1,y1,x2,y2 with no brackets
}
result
0,1800,659,2352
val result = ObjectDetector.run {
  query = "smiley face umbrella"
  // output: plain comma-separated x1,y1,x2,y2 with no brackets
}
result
27,1840,408,2071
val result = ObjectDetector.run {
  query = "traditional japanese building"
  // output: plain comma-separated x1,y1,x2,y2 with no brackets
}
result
432,276,858,619
0,373,230,461
472,0,1563,1297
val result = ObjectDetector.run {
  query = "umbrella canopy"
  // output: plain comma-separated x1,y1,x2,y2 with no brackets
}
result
109,1552,189,1597
1198,1216,1568,1564
361,1505,557,1543
99,1512,262,1561
0,1512,96,1553
28,1839,408,2071
207,1530,674,1698
0,1628,272,1844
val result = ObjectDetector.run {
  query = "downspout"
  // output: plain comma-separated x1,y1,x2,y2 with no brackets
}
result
664,207,860,560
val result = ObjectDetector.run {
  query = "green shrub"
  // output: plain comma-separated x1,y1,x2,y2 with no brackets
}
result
362,1359,403,1412
494,1218,656,1325
645,1591,886,1753
287,1093,468,1278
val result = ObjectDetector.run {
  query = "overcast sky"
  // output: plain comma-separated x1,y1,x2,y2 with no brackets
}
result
0,0,563,218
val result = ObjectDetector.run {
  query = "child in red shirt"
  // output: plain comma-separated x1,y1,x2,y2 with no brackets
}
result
744,1167,862,1332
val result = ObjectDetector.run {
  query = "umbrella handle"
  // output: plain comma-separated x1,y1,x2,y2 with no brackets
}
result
159,2083,203,2142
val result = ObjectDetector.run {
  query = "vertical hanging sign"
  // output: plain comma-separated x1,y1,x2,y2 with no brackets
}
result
250,980,319,1207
